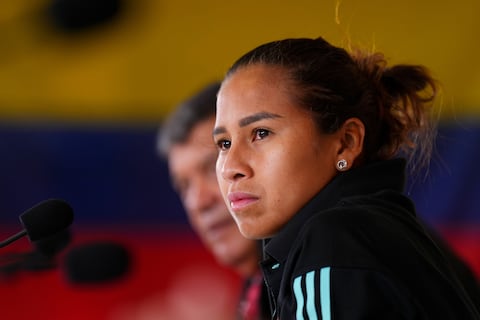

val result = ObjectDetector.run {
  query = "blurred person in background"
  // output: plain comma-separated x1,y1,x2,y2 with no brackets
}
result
157,81,270,320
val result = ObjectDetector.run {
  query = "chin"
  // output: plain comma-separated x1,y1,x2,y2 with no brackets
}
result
239,228,263,240
244,225,278,239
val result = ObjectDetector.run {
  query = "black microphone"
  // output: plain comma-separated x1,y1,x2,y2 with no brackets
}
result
0,228,72,265
64,241,131,284
0,229,73,279
0,199,74,248
33,228,72,258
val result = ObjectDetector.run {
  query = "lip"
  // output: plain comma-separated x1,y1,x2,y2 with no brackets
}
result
227,192,259,211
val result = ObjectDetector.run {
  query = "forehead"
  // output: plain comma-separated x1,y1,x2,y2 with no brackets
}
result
216,65,299,120
220,64,290,99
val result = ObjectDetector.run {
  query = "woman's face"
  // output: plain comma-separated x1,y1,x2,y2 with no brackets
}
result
214,64,341,239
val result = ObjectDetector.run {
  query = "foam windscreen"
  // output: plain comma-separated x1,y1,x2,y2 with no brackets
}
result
19,199,74,242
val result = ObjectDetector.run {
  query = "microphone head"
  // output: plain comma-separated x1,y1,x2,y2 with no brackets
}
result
64,241,131,284
19,199,74,242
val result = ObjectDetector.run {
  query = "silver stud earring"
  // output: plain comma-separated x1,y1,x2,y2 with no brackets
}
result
336,159,348,171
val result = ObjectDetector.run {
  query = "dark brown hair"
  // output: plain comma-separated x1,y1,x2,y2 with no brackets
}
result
225,37,438,172
157,81,221,158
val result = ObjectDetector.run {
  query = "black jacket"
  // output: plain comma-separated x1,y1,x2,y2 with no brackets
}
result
261,159,480,319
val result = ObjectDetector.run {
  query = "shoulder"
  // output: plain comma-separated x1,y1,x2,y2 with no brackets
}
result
290,196,412,272
300,190,416,243
298,202,380,244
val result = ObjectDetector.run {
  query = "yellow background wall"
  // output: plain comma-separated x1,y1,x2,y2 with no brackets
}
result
1,0,479,123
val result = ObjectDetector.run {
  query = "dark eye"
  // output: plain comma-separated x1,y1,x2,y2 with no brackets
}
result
254,128,271,140
216,139,231,151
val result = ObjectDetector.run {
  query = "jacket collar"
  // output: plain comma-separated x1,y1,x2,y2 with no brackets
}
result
263,158,407,263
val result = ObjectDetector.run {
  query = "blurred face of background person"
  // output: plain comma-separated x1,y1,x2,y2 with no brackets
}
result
158,81,261,277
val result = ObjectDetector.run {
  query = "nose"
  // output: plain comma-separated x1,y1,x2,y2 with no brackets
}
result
219,145,251,182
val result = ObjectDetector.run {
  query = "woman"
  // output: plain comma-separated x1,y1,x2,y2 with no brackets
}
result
213,37,480,319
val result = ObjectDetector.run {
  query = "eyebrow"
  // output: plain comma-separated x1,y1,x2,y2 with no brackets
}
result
213,111,282,136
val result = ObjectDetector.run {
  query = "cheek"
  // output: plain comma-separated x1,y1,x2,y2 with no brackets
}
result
254,155,303,233
215,158,224,186
263,142,333,221
261,146,307,187
185,211,203,234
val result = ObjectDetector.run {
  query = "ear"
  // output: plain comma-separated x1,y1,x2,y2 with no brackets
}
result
336,118,365,170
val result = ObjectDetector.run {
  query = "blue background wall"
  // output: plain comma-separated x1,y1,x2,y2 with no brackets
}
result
0,122,185,227
1,119,479,230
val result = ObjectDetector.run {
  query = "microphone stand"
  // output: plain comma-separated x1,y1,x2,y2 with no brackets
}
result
0,230,27,248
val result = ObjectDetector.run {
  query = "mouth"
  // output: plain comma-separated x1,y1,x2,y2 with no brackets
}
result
227,192,259,211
